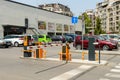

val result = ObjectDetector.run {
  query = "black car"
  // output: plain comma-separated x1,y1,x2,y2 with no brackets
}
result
64,35,73,43
0,37,12,48
51,35,66,43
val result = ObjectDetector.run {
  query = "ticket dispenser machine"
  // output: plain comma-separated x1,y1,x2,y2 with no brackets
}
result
60,43,71,61
23,36,32,57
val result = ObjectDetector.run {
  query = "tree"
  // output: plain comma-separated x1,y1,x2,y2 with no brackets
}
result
78,13,92,34
94,17,105,35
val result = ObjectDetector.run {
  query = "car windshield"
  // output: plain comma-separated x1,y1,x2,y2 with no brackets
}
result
97,36,105,40
109,35,118,39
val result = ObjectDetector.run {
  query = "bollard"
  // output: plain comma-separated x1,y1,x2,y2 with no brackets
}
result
39,48,43,58
81,51,98,61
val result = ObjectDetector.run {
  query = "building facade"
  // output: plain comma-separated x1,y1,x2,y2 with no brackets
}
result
96,0,120,33
39,3,73,17
0,0,82,37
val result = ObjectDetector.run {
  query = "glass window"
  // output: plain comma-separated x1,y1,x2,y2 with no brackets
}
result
39,35,44,38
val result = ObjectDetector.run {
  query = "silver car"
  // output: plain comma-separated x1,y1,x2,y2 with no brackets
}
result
0,37,12,48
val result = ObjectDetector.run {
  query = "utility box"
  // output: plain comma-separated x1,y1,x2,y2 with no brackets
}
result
88,37,95,61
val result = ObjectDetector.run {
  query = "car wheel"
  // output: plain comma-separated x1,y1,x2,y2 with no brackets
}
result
76,45,81,50
14,42,19,47
102,45,109,51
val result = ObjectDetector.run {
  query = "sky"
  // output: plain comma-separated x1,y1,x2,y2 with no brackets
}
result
12,0,103,16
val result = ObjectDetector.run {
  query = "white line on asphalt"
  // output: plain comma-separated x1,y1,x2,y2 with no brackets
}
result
99,78,110,80
50,65,93,80
110,69,120,73
115,65,120,69
118,63,120,66
105,73,120,78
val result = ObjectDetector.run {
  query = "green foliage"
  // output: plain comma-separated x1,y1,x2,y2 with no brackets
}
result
94,17,105,35
83,13,92,34
78,13,92,34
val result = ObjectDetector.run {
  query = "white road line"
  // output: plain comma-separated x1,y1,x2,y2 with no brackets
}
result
50,65,93,80
118,63,120,66
110,69,120,73
115,65,120,69
99,78,110,80
105,73,120,78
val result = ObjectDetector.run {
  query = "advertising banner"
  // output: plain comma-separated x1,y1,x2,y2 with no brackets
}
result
56,23,62,32
38,21,46,30
64,24,69,32
48,22,55,32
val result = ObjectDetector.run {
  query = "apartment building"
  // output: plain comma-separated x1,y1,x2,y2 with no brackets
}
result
96,0,120,33
39,3,73,17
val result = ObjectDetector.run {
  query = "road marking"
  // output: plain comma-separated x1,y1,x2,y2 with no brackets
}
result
118,63,120,66
115,65,120,69
99,78,110,80
99,63,120,80
50,65,93,80
110,69,120,73
105,73,120,78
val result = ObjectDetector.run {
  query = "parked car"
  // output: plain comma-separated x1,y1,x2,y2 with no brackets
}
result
0,37,12,48
73,35,118,50
4,34,24,47
100,35,119,49
65,33,77,40
38,34,52,44
100,34,120,46
31,35,39,45
51,35,66,43
64,35,73,43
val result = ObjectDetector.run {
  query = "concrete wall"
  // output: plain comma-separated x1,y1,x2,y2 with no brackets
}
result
0,0,82,37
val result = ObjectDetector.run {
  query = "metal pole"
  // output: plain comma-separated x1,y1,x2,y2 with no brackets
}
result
74,23,76,41
82,16,84,51
99,44,100,64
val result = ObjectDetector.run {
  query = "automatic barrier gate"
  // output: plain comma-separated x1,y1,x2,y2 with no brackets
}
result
59,43,71,61
22,36,46,59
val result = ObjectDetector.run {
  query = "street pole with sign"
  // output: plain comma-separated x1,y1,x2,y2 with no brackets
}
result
71,16,78,41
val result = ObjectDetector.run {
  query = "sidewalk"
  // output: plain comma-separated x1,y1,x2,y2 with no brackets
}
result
70,49,120,55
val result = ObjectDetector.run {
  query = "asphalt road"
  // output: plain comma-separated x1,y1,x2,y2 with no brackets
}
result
0,44,120,80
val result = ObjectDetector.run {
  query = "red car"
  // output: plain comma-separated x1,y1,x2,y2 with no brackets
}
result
73,35,118,50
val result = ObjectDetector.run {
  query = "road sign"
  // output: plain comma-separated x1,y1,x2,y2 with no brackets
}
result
71,17,78,24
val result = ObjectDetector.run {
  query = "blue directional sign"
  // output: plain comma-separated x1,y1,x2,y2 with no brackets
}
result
71,17,78,24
